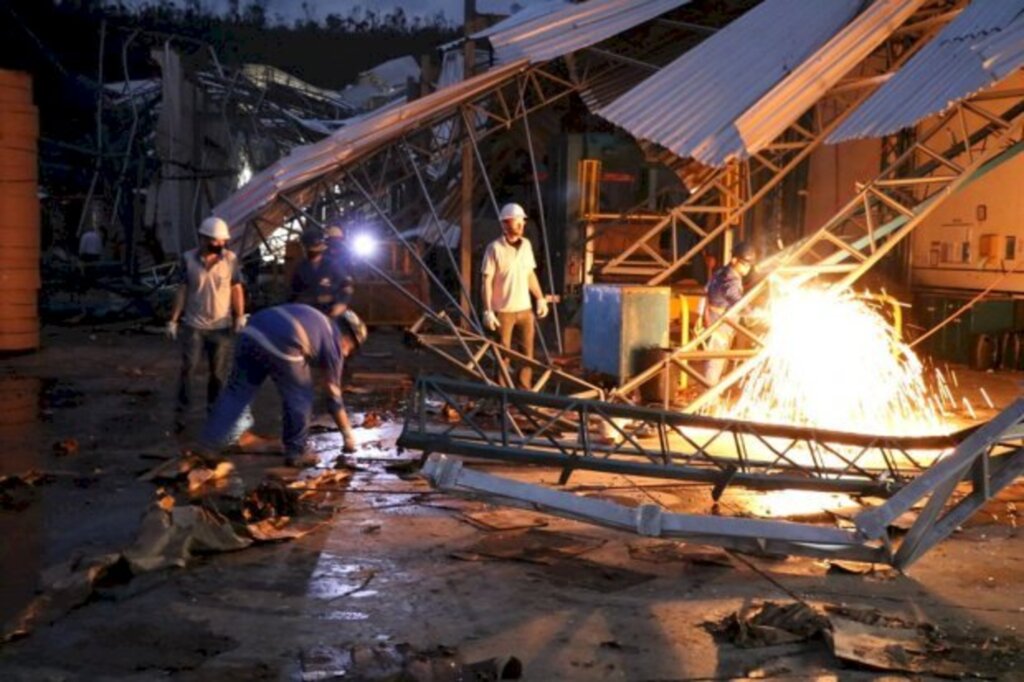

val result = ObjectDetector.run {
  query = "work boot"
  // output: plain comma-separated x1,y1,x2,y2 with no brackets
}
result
285,451,320,468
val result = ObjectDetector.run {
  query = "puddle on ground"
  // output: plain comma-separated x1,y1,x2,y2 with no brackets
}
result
0,376,46,626
319,610,370,621
306,552,384,601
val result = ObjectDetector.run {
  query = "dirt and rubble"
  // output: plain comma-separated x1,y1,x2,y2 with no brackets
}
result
1,325,1023,680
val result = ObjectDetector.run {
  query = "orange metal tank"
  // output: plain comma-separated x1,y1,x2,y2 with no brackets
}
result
0,69,40,353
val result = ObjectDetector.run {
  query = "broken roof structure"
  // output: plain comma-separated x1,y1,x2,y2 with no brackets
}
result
214,0,705,244
202,0,1024,570
597,0,863,165
829,0,1024,142
485,0,692,64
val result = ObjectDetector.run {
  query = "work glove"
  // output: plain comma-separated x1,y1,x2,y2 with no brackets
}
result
232,314,248,334
483,310,500,331
535,297,549,319
342,426,357,454
166,320,179,341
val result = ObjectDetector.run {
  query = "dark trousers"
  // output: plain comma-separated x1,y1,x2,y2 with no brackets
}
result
201,334,313,457
176,325,232,424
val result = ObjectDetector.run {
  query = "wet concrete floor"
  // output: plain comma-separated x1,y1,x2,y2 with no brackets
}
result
0,325,1022,680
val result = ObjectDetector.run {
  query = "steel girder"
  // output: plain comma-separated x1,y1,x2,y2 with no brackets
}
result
398,377,967,497
410,384,1024,569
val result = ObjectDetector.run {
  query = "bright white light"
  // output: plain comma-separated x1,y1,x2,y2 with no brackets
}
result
352,233,377,259
237,162,253,189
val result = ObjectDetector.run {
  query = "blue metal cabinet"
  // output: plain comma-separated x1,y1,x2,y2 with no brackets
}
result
582,284,670,380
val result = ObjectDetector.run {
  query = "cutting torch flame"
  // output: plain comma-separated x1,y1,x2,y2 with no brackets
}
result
709,284,949,437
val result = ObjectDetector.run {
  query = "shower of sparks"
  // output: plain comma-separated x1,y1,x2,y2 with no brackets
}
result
709,285,950,437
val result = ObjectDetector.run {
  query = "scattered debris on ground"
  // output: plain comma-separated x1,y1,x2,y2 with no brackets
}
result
707,601,1024,677
2,553,130,643
628,541,733,567
0,470,56,511
299,642,522,681
51,437,79,457
450,528,605,565
2,456,354,642
708,601,829,648
458,508,549,532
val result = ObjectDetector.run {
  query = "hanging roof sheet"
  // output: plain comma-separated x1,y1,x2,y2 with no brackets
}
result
829,0,1024,143
704,0,929,167
213,60,529,241
486,0,692,64
597,0,862,163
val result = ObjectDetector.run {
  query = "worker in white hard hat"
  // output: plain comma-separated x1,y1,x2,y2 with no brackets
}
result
167,216,247,434
482,202,549,389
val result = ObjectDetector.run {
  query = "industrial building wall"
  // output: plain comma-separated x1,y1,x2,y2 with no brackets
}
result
909,70,1024,294
803,109,882,236
909,149,1024,293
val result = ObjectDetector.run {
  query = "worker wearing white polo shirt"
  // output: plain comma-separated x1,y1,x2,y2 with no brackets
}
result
482,202,549,389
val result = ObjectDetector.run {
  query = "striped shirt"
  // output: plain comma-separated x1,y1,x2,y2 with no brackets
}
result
241,304,345,409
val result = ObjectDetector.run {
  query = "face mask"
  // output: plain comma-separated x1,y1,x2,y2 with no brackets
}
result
207,243,225,255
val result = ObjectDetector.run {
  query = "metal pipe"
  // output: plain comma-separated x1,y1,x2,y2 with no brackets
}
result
400,141,483,332
521,100,563,353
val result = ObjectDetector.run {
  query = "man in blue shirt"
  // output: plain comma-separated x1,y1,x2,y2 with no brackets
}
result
199,305,368,468
703,242,755,385
289,228,354,318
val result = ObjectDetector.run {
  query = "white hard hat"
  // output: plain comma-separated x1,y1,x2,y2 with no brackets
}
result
499,203,527,222
198,216,230,241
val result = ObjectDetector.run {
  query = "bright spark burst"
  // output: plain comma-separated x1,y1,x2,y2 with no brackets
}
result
710,285,949,437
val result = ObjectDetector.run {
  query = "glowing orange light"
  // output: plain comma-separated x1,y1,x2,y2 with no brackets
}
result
709,284,949,437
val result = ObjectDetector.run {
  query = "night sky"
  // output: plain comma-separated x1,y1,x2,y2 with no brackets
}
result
115,0,551,23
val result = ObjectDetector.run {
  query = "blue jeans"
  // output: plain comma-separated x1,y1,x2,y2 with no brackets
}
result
176,325,232,423
201,334,314,457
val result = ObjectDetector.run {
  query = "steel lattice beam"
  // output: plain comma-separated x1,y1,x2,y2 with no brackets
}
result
399,376,969,497
413,394,1024,569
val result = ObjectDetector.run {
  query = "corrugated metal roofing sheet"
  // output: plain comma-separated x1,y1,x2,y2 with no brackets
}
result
828,0,1024,143
213,60,530,239
597,0,862,163
472,0,572,41
976,13,1024,80
486,0,692,64
705,0,929,167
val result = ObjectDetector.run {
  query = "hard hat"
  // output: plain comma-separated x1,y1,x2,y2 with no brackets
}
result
499,203,527,222
198,216,230,241
301,228,326,250
732,241,756,263
337,309,368,349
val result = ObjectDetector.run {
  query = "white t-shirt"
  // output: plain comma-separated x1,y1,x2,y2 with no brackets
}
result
482,236,536,313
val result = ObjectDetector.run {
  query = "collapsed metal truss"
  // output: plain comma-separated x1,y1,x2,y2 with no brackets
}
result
399,376,963,497
407,316,604,399
406,377,1024,568
618,82,1024,409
